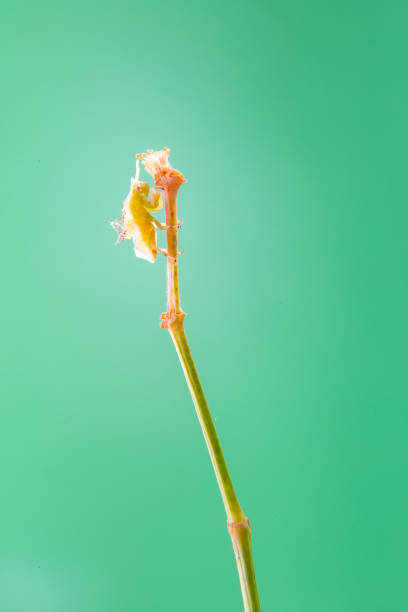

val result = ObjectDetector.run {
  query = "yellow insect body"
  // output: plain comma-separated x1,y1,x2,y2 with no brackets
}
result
111,163,164,263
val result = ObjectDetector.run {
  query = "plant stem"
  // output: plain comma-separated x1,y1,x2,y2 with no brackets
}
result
160,179,261,612
169,321,261,612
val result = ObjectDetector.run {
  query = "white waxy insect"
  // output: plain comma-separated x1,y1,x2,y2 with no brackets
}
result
110,161,166,263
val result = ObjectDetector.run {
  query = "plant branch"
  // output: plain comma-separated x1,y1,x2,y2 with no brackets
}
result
160,177,261,612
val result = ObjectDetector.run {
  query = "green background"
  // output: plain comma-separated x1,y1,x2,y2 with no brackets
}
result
1,1,407,610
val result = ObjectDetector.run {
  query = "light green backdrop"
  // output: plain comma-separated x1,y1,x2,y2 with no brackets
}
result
1,1,407,610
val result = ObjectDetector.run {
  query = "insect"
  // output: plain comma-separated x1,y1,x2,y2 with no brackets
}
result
110,161,169,263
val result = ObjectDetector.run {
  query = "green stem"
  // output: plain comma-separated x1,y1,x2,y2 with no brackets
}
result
159,175,261,612
169,320,261,612
169,321,243,521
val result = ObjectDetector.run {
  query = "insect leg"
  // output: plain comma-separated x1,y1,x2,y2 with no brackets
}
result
152,219,167,231
151,217,183,231
157,247,184,262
